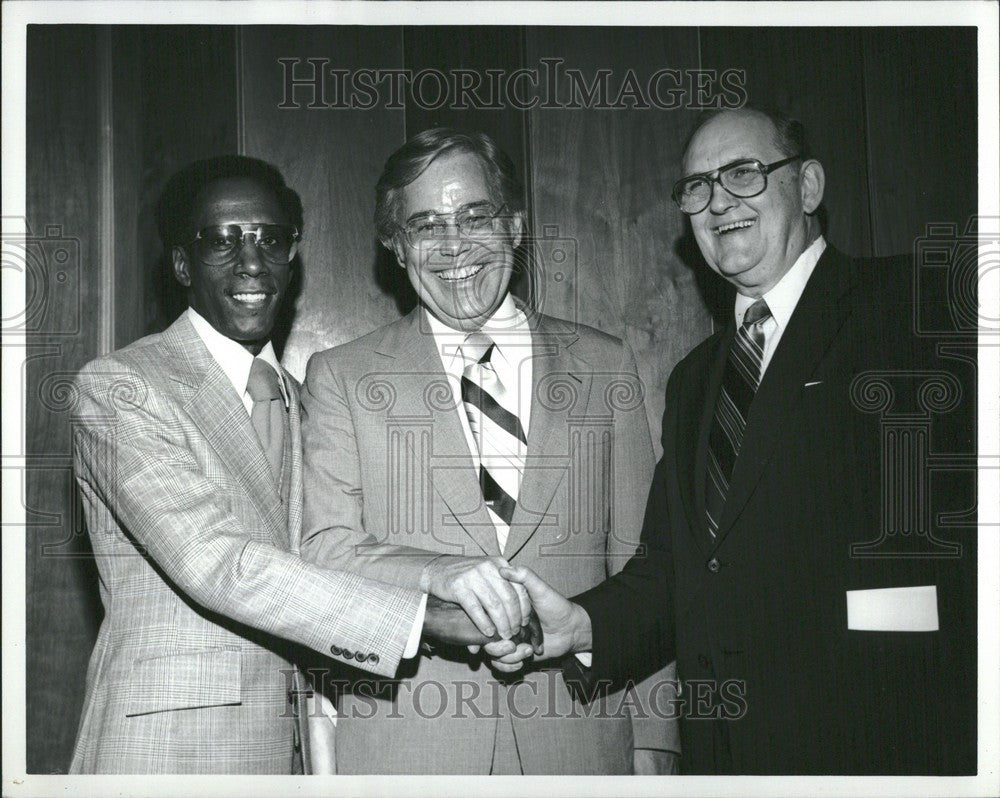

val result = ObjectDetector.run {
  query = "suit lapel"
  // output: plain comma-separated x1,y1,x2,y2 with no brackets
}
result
504,315,592,560
682,331,729,557
285,375,304,553
164,315,288,550
713,247,857,546
375,310,500,557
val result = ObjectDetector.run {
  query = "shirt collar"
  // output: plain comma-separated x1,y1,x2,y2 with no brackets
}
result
423,293,530,372
734,235,826,331
185,307,288,406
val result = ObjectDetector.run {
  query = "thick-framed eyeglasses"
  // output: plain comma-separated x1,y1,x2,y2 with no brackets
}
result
671,156,801,215
185,223,300,265
398,203,509,247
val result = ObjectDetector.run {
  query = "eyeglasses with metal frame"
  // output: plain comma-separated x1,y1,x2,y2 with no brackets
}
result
397,202,510,247
185,223,300,265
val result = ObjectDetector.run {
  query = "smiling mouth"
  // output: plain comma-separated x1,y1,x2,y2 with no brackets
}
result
437,262,486,282
230,291,272,306
714,219,756,236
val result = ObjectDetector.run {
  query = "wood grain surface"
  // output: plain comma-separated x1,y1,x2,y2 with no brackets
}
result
241,26,408,380
25,26,104,774
525,27,712,453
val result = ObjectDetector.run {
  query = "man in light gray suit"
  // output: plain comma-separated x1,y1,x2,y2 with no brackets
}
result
300,129,679,774
70,156,494,774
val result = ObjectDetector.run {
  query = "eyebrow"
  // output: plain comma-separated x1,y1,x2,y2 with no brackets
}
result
404,200,494,224
680,156,761,180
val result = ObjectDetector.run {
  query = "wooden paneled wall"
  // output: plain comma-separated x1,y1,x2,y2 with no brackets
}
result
241,26,407,377
25,25,977,773
860,27,977,255
25,26,105,774
525,27,710,447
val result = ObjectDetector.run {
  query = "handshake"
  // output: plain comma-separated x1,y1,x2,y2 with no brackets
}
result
420,555,592,671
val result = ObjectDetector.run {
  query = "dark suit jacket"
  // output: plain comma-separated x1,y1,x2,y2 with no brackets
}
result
567,246,977,774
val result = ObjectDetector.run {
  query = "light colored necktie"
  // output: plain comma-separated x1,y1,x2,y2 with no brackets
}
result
246,357,286,484
704,298,772,538
461,332,527,551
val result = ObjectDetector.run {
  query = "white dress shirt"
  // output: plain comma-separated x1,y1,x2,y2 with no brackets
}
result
424,294,534,464
185,307,289,412
185,307,425,659
733,235,826,376
429,300,600,671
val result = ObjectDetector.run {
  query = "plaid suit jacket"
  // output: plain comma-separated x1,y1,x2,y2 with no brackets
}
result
69,313,422,774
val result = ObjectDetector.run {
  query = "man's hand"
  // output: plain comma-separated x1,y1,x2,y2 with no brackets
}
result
483,566,593,673
423,596,543,650
420,555,530,639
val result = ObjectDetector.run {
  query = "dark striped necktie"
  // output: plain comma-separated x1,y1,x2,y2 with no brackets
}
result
461,332,527,551
704,298,773,539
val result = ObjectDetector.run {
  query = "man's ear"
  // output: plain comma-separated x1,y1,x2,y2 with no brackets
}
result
172,246,192,287
510,211,524,249
799,159,825,215
384,235,407,269
509,211,524,250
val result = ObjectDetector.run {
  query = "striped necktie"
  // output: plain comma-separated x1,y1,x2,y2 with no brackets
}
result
704,298,772,538
461,332,527,551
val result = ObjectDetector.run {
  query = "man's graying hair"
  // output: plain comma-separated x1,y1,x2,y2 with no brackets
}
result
683,106,811,163
374,128,525,245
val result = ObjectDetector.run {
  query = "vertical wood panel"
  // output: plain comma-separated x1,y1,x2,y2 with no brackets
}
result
240,26,407,380
526,27,709,451
26,25,104,774
699,27,873,258
111,29,143,350
402,26,528,177
861,28,977,256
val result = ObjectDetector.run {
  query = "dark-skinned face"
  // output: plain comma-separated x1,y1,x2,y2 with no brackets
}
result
172,176,295,354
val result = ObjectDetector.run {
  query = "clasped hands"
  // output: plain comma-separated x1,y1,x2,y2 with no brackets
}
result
420,555,591,671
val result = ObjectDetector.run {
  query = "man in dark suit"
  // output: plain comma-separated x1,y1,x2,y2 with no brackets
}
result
490,107,977,775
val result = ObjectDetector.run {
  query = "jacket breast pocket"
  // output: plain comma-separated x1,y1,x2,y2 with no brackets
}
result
125,647,242,717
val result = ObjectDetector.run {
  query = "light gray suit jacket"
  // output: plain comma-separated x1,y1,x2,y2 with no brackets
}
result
300,307,679,774
69,313,423,774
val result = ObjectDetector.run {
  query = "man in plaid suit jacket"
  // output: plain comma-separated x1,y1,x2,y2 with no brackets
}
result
69,156,432,774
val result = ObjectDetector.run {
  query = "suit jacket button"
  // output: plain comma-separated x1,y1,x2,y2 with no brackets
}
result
707,557,720,573
354,652,367,662
330,645,342,656
368,653,379,665
342,649,354,659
